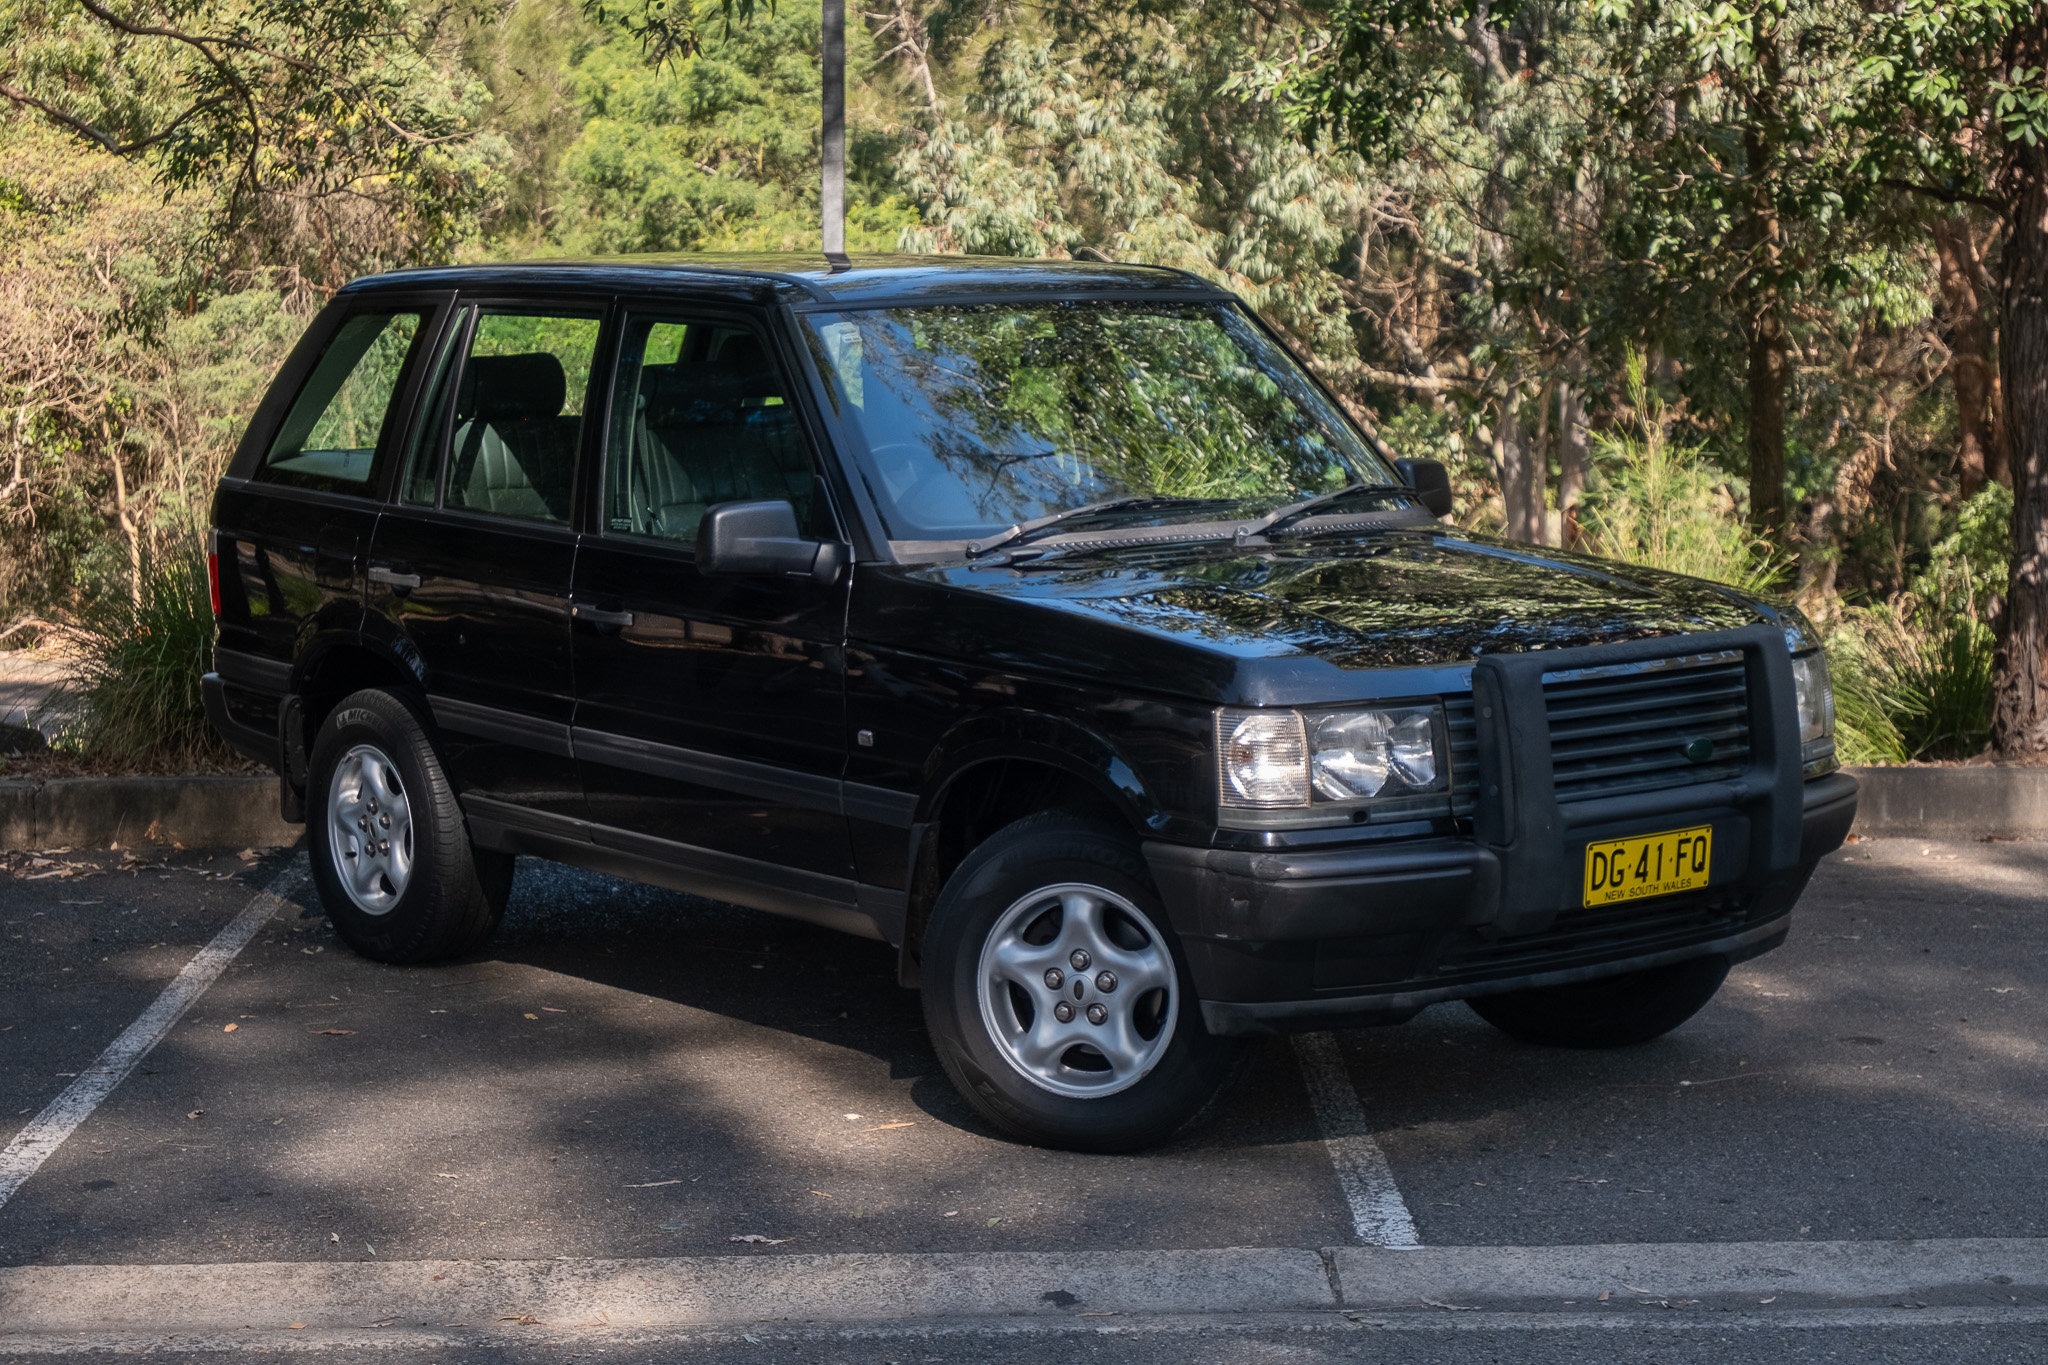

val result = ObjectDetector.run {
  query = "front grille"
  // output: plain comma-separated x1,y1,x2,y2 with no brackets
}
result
1542,651,1750,803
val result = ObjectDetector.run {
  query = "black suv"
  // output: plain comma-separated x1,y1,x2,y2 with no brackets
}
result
205,254,1857,1151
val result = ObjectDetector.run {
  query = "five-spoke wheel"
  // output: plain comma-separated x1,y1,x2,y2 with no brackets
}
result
977,883,1177,1097
923,811,1249,1151
306,688,511,963
325,743,415,914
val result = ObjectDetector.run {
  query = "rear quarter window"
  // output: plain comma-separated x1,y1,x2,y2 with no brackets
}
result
255,310,429,494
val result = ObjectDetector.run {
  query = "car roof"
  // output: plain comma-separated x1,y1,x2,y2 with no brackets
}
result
338,252,1235,308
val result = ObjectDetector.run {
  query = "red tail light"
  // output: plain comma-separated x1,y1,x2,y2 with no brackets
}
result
207,532,222,617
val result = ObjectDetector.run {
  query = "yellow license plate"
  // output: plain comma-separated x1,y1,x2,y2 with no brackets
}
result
1582,825,1712,907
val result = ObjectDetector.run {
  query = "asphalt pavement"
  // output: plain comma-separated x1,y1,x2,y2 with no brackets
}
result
1,833,2043,1362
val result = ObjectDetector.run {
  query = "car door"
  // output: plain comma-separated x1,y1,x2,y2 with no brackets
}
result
364,300,607,822
216,299,449,689
571,306,858,913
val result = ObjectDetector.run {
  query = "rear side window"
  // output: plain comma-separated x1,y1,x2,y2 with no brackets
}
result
603,314,819,546
257,311,427,493
437,310,602,525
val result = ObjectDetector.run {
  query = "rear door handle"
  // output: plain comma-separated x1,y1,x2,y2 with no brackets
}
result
369,565,422,592
573,603,635,631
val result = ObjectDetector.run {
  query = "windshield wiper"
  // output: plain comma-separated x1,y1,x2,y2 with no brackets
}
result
965,495,1231,558
1230,481,1414,541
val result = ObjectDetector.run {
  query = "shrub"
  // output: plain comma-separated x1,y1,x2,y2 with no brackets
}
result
48,540,232,772
1828,564,1997,764
1577,354,1783,596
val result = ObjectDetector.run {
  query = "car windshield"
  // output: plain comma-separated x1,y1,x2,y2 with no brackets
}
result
800,300,1394,543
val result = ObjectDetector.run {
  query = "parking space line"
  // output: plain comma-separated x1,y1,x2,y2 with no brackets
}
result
1291,1031,1420,1249
0,869,302,1212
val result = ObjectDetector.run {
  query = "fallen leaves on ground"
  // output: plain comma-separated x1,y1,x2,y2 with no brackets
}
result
311,1029,355,1036
223,1023,238,1033
497,1314,545,1326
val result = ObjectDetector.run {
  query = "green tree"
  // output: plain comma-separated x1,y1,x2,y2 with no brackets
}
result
0,0,504,279
1841,0,2048,758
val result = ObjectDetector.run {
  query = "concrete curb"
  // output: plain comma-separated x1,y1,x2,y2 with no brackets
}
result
0,1249,1331,1333
1845,765,2048,839
0,1241,2038,1334
0,775,299,852
0,764,2035,853
1334,1237,2046,1308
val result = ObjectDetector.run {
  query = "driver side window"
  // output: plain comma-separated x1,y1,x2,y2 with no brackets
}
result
604,315,819,546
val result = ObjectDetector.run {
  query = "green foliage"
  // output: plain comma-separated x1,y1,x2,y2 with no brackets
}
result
1829,485,2005,763
1577,356,1783,595
0,0,505,276
1843,0,2047,204
1829,579,1997,764
50,542,232,771
1913,482,2010,600
555,0,913,253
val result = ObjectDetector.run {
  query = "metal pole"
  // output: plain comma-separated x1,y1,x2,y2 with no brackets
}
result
821,0,846,261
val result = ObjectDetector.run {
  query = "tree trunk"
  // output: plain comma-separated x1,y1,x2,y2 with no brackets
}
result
1557,374,1588,548
1935,214,2002,498
1494,377,1544,544
1744,291,1789,540
1992,19,2048,759
107,439,142,612
1740,16,1788,542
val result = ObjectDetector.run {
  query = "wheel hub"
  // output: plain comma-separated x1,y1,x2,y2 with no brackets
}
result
976,883,1179,1098
326,743,415,915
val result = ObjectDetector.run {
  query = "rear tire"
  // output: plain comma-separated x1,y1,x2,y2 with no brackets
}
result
1466,956,1730,1048
306,688,510,964
920,811,1249,1152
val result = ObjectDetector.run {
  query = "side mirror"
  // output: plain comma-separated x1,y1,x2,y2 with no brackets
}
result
1395,458,1454,518
696,500,847,585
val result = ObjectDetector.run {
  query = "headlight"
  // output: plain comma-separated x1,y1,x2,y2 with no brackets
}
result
1791,651,1833,745
1217,704,1449,821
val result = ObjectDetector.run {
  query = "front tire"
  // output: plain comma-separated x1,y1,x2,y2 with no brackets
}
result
306,688,510,964
921,812,1249,1152
1466,956,1730,1048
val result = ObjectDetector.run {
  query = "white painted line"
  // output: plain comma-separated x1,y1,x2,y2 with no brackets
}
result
1291,1031,1420,1249
0,871,301,1211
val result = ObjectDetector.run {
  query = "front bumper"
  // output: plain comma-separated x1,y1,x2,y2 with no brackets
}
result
1146,770,1857,1038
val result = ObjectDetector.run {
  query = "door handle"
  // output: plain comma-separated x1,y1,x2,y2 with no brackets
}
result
369,565,422,592
573,603,635,631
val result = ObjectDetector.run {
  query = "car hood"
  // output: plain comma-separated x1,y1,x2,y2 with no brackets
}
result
866,527,1791,703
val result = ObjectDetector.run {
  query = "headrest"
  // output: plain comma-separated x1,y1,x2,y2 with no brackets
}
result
641,361,746,426
716,335,784,402
461,353,566,422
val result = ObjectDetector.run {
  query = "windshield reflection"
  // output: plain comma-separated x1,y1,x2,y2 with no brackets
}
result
802,301,1390,541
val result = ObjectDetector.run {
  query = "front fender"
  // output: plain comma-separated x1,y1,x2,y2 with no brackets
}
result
917,709,1174,835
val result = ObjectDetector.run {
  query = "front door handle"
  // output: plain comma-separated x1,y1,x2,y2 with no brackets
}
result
573,602,635,632
369,565,422,593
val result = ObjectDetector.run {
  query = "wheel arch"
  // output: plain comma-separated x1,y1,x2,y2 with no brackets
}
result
897,713,1171,987
289,636,430,783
